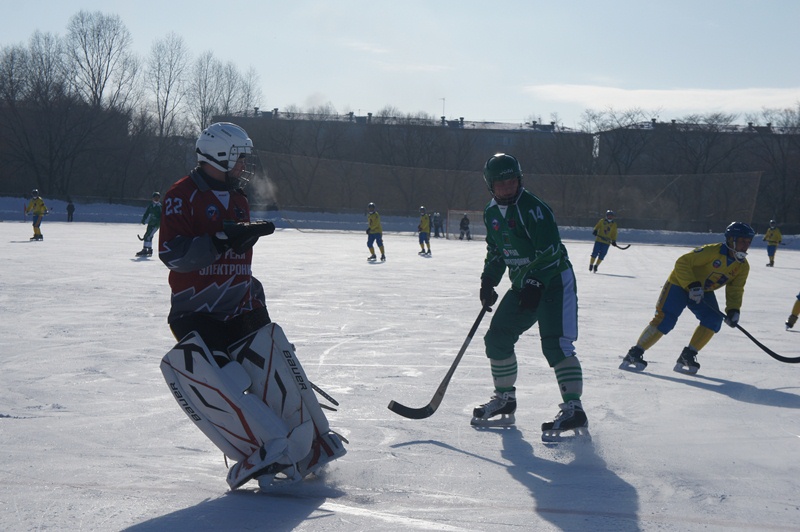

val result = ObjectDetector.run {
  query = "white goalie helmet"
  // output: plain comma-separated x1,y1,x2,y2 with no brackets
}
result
196,122,254,177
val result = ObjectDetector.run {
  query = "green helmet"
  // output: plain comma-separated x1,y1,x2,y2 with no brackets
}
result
483,153,523,205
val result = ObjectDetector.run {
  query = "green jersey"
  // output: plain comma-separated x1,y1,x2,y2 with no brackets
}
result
482,188,570,290
142,201,162,227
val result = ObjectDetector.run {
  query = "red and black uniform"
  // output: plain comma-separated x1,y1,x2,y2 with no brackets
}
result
159,167,268,349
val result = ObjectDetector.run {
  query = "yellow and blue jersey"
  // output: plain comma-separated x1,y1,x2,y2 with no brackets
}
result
418,213,431,233
26,197,48,216
763,227,782,246
593,218,617,244
367,211,383,234
666,243,749,312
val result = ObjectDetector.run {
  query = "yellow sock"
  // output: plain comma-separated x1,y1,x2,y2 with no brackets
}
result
688,325,715,352
637,325,663,351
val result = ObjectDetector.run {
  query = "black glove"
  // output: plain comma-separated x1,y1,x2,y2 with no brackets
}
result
724,309,740,328
519,277,544,311
214,220,275,254
366,228,370,234
611,240,617,247
480,277,498,309
592,230,598,236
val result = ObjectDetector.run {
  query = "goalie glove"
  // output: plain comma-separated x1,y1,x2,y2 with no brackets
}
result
214,220,275,254
687,282,704,304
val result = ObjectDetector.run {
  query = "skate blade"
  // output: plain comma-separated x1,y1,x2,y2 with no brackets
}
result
542,426,592,443
673,363,699,375
619,359,647,371
470,414,515,427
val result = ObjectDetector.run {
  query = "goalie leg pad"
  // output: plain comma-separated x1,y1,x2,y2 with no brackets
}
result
161,331,309,466
228,323,331,434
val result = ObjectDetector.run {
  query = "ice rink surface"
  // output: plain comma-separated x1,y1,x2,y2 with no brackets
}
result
2,216,799,531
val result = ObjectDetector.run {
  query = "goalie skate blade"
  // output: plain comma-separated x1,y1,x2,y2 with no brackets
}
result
470,414,515,428
541,426,592,443
673,363,699,375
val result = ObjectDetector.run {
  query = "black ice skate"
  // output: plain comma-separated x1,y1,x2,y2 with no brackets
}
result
619,345,648,371
541,400,590,442
674,347,700,374
380,255,386,261
367,254,377,262
786,314,797,330
471,390,516,427
135,248,150,257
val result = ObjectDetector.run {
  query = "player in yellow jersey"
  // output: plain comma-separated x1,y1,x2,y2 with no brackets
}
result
762,219,782,267
589,210,618,272
786,292,800,330
366,202,386,261
25,189,49,241
621,221,755,375
417,206,431,255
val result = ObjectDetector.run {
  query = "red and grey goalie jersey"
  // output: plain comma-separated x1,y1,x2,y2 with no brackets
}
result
159,169,266,324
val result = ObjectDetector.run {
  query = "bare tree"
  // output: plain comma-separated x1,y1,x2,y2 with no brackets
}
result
147,32,190,138
65,10,139,110
581,107,657,174
186,51,223,130
239,66,263,114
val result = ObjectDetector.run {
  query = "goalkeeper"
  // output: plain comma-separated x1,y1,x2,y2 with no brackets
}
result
158,122,346,490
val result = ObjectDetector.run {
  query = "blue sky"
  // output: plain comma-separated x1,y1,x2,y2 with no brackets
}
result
3,0,800,128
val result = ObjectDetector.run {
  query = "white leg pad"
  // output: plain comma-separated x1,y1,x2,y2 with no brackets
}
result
160,331,305,466
228,323,331,435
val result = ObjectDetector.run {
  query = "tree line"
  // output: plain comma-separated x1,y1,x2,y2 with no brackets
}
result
1,10,798,233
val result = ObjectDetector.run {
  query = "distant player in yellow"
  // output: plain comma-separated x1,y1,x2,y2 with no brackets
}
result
621,221,755,375
763,219,782,267
418,206,431,256
786,292,800,330
25,189,49,241
366,202,386,262
589,210,618,272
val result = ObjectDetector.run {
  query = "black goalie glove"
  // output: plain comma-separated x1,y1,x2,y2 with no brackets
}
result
214,220,275,254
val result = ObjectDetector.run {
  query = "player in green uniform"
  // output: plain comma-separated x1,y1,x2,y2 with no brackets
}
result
136,192,162,257
621,222,755,374
472,153,588,441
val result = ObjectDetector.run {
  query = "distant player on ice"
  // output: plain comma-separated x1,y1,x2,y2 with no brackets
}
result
418,206,432,255
473,153,588,442
366,202,386,261
136,192,162,257
621,222,755,375
158,122,346,490
589,210,618,272
25,189,49,241
763,219,782,267
459,213,472,240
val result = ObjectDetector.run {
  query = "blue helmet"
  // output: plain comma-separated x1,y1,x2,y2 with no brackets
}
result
724,221,755,262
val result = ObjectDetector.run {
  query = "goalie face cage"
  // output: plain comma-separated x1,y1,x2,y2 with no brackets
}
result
446,209,485,240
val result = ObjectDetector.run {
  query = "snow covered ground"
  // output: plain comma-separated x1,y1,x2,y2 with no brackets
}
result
2,198,799,531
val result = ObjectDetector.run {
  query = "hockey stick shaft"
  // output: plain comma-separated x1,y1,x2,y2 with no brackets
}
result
387,306,489,419
702,300,800,363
